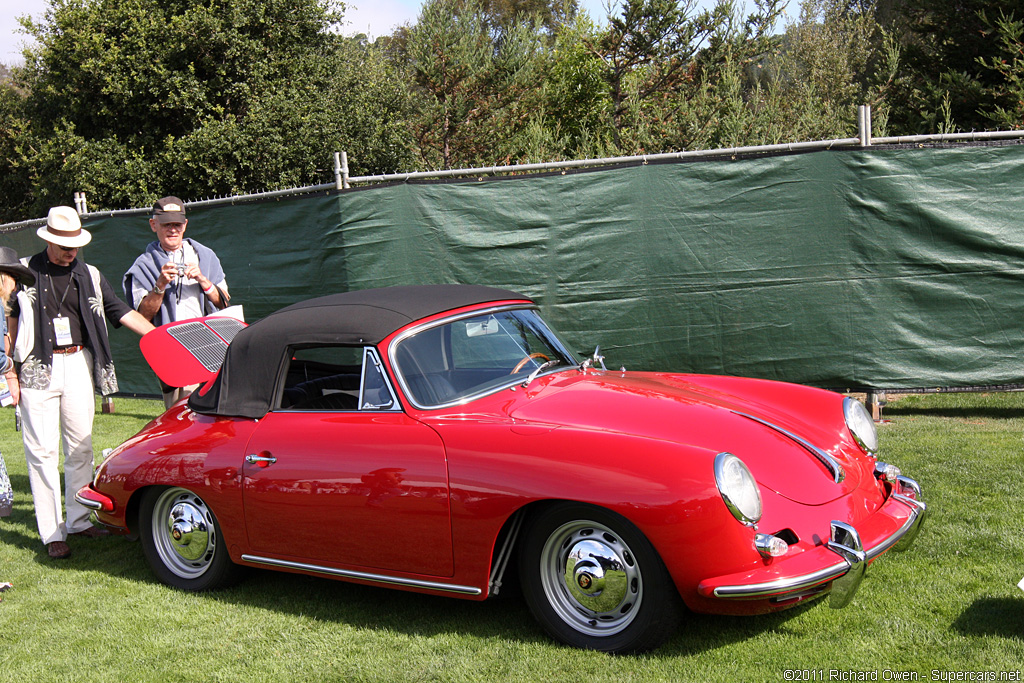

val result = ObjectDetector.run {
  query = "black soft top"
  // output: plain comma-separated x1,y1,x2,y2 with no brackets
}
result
188,284,529,418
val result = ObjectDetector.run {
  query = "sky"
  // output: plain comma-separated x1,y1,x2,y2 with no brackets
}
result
1,0,798,65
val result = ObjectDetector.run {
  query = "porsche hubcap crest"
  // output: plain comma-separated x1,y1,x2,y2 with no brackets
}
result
166,500,210,561
539,519,643,637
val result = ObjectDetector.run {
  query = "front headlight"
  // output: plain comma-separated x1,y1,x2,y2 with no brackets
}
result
844,397,878,455
714,452,762,526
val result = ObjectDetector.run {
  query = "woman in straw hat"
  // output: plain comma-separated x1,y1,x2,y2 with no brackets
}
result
0,246,36,520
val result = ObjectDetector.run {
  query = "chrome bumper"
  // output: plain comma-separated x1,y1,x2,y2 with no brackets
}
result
709,476,927,607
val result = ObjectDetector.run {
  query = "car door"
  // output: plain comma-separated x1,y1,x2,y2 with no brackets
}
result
240,346,454,577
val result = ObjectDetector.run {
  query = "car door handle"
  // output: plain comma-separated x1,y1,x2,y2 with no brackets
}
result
245,453,277,468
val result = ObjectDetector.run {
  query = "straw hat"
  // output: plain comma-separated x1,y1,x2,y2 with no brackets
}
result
37,206,92,248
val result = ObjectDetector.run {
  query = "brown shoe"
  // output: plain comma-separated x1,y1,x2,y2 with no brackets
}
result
70,526,111,539
47,541,71,559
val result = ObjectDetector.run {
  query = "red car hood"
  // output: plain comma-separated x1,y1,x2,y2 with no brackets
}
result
506,371,863,505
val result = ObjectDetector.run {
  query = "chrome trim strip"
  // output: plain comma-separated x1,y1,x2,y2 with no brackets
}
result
864,503,920,560
359,347,401,411
732,411,845,484
73,492,104,510
240,554,483,596
712,560,850,598
712,495,924,599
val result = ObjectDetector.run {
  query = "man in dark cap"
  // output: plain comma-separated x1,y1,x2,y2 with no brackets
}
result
123,196,230,407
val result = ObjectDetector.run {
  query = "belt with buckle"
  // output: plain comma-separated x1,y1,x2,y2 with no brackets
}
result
53,345,84,355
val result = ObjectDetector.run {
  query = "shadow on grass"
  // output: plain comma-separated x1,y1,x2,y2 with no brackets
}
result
202,567,812,657
951,596,1024,638
7,520,810,657
884,405,1024,420
0,494,153,574
658,601,820,657
1,477,807,657
95,408,165,422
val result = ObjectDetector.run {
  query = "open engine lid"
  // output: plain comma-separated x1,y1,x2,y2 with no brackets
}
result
139,307,247,388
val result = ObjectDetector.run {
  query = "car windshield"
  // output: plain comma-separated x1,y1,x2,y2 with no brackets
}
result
391,307,577,408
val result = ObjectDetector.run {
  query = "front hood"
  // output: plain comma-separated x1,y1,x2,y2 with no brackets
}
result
508,371,862,504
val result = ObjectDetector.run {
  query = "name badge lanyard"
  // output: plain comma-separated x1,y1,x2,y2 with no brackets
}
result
46,268,75,347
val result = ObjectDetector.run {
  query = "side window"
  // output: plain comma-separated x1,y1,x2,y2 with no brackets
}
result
360,348,397,410
279,346,396,412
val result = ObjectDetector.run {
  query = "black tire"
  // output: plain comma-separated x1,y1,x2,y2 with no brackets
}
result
518,503,682,653
139,487,241,591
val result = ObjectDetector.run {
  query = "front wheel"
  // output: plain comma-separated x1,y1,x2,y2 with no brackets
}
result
518,503,682,653
139,487,240,591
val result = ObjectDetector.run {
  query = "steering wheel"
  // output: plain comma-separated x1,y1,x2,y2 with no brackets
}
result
511,353,551,374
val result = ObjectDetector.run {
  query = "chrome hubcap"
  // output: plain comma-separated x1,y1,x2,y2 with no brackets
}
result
539,520,642,637
168,501,210,562
151,488,217,579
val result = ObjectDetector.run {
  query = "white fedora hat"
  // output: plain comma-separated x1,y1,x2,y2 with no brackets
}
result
38,206,92,248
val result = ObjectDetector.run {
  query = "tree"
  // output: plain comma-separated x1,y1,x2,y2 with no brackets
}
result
885,0,1021,133
977,9,1024,128
584,0,726,149
482,0,578,33
526,13,615,159
756,0,898,140
0,0,414,220
404,0,542,169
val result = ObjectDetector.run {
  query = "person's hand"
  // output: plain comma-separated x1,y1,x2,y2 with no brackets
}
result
157,262,178,289
6,372,19,406
185,264,210,290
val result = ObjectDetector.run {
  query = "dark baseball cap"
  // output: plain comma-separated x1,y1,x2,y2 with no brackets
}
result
152,196,187,224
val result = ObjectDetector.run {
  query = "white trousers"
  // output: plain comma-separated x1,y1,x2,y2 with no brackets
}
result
20,350,96,544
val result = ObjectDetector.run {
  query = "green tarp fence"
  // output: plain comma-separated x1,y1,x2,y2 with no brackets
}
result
3,141,1024,396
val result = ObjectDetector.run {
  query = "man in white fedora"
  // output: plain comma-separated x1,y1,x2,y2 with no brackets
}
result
7,206,154,560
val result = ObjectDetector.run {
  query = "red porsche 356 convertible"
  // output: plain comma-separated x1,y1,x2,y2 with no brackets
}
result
77,285,926,653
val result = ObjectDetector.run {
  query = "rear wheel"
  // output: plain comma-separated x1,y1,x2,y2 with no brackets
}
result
139,487,240,591
518,503,682,653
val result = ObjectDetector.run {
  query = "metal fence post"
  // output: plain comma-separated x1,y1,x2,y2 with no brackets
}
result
858,105,873,147
334,152,351,190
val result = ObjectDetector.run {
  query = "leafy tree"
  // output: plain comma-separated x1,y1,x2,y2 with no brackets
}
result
0,0,414,220
0,84,37,221
528,14,615,159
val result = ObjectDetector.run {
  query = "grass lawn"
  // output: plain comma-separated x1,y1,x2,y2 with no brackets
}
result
0,393,1022,682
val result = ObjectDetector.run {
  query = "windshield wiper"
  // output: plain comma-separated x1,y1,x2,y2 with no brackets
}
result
522,359,561,388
